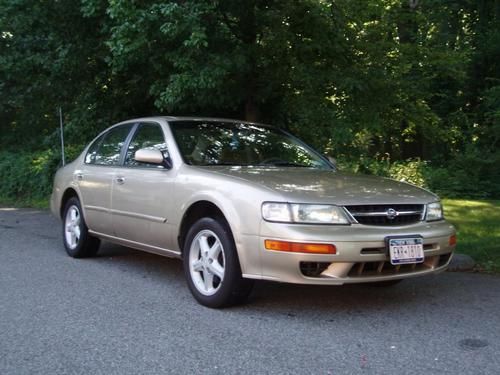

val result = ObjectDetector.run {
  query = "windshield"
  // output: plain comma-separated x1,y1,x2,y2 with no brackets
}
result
169,121,332,169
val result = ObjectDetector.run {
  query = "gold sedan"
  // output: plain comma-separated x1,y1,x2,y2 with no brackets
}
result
51,117,456,307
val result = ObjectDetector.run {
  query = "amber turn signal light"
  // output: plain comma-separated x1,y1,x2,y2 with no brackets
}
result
449,234,457,246
264,240,336,254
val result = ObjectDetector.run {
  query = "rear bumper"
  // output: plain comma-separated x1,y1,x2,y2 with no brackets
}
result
239,220,456,285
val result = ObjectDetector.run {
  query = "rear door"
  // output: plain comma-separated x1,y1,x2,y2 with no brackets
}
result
76,123,135,235
111,122,176,251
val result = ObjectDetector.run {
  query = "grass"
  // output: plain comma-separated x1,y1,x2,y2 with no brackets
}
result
0,195,49,209
443,199,500,273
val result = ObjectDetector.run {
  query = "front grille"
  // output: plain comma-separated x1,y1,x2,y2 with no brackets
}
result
344,204,424,226
348,253,451,277
299,252,452,279
348,260,429,277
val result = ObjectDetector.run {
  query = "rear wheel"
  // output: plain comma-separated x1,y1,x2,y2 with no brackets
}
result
183,217,253,308
62,197,100,258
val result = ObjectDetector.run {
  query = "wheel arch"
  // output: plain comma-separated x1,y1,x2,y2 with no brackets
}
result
178,200,233,255
60,187,81,219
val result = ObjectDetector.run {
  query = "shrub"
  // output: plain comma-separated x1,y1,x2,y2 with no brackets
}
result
338,153,500,199
0,145,84,206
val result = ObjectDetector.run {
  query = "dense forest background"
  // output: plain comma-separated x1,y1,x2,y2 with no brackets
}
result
1,0,499,204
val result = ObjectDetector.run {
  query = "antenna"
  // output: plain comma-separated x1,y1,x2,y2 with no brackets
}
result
59,107,66,166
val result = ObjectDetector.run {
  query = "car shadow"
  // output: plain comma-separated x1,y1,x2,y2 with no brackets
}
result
88,241,461,316
93,241,185,285
96,242,138,258
248,280,421,311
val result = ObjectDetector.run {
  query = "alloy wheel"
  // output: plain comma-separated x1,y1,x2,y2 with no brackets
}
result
64,205,81,250
189,229,226,296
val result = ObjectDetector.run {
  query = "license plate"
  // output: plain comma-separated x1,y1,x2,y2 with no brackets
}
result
388,237,424,265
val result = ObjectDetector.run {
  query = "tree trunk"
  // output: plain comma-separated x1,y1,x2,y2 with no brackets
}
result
241,0,259,122
245,94,259,122
397,0,424,159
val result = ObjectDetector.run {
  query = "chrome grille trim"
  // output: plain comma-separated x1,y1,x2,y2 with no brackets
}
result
348,210,422,217
344,204,425,226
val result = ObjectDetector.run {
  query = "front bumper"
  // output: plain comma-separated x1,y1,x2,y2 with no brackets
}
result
239,219,456,285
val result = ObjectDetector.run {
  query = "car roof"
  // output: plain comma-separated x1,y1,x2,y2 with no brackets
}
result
120,116,266,126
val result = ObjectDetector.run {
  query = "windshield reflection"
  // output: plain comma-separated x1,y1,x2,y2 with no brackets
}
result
169,121,331,170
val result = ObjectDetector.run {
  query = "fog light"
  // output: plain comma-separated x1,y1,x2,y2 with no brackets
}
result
264,240,336,254
449,234,457,246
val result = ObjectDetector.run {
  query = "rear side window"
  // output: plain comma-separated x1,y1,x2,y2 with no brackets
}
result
85,124,133,165
85,133,105,164
125,123,168,168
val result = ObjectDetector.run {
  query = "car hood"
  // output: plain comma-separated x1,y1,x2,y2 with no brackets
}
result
204,166,437,205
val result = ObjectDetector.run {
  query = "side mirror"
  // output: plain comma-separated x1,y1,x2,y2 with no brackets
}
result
135,148,172,169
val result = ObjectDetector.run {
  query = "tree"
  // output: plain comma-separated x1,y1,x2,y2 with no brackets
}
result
0,0,499,199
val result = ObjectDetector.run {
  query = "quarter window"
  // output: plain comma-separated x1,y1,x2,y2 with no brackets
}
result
85,124,133,165
85,133,105,164
125,123,168,168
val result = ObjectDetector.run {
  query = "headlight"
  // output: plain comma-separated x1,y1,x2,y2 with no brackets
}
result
426,201,443,221
262,202,350,225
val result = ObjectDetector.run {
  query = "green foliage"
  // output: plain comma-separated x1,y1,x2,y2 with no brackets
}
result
339,152,500,199
388,159,427,188
1,0,499,201
0,145,84,206
443,199,500,273
0,150,57,204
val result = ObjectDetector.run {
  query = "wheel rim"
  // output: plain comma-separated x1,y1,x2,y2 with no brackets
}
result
189,229,225,296
64,205,81,250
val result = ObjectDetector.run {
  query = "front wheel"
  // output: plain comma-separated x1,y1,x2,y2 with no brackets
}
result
183,217,254,308
62,197,100,258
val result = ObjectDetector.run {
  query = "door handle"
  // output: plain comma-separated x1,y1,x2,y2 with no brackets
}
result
116,176,125,185
75,173,84,181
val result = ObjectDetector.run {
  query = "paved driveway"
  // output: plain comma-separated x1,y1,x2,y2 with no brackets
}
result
1,208,499,374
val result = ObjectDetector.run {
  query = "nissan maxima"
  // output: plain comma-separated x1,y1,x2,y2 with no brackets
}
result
51,117,456,307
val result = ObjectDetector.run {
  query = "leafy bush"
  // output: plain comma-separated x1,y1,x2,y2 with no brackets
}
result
0,146,84,206
338,152,500,199
427,149,500,199
0,150,56,205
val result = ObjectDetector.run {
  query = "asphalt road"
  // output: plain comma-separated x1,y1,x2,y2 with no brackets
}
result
1,208,499,375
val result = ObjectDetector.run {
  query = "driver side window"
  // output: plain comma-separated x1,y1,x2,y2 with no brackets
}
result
125,123,168,168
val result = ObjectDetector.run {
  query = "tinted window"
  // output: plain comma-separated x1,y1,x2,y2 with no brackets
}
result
85,133,105,164
85,124,133,166
169,121,331,169
125,123,168,168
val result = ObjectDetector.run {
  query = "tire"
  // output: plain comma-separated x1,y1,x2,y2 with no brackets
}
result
62,197,100,258
183,217,254,308
366,279,403,287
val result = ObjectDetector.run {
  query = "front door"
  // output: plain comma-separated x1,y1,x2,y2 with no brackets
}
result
111,122,176,251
